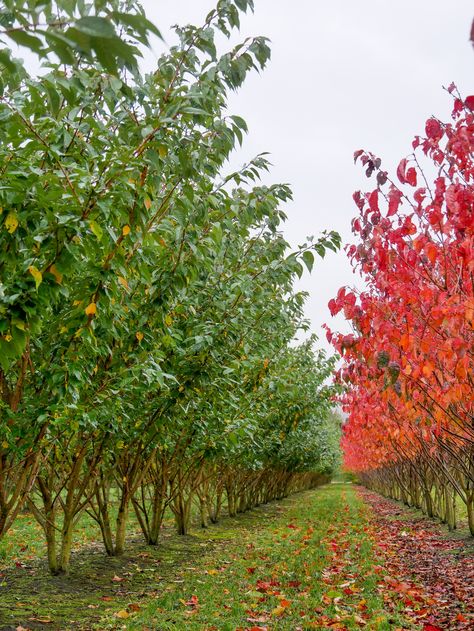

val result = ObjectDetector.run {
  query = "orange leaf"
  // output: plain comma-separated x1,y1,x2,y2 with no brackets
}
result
85,302,97,316
425,243,437,264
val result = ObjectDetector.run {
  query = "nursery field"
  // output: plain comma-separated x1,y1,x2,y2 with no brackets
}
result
0,483,473,630
0,2,473,631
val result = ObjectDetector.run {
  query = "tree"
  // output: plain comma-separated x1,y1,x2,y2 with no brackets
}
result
327,88,474,534
1,0,342,574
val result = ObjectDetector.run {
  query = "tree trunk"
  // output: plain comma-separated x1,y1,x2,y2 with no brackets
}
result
115,500,129,555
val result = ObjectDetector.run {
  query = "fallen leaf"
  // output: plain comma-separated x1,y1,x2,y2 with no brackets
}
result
115,610,130,619
184,595,199,607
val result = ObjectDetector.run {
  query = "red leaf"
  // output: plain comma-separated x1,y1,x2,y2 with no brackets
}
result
405,167,417,187
368,190,379,213
354,149,364,163
453,98,464,116
414,188,426,205
185,595,199,607
396,158,407,184
387,187,402,216
287,580,301,588
353,191,365,210
425,118,442,140
328,298,338,316
423,625,443,631
464,95,474,110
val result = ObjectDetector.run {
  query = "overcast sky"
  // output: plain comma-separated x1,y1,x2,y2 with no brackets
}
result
144,2,474,350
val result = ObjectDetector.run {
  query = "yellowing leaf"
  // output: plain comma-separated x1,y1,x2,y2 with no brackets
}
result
28,266,43,289
118,276,129,290
272,605,286,617
122,224,131,236
2,441,8,449
158,145,168,158
144,197,152,210
115,610,129,619
48,264,63,284
136,331,144,342
5,212,18,233
85,302,97,316
165,314,173,327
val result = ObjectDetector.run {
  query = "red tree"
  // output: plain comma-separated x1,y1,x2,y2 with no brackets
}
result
327,88,474,533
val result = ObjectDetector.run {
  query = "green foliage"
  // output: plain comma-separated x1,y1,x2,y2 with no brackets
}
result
0,0,341,570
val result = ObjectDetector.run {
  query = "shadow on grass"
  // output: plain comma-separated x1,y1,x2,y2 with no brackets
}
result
0,492,308,631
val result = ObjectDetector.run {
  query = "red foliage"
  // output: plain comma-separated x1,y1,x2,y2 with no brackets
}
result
327,93,474,472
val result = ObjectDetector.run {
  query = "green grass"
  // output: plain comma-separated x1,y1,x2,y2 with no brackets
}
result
103,484,409,630
0,484,413,630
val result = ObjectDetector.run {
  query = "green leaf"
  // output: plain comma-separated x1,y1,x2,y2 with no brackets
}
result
89,220,103,241
74,16,116,39
7,30,45,54
0,48,17,72
40,30,77,65
302,250,314,273
111,12,163,42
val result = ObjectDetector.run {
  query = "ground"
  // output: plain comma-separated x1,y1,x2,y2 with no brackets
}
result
0,484,472,630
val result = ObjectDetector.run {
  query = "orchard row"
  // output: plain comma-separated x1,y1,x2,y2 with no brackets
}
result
0,0,341,574
329,92,474,534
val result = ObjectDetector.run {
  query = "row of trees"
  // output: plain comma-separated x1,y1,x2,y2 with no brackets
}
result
328,90,474,534
0,0,342,574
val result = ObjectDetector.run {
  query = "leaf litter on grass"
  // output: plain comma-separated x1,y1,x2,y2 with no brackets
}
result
358,486,474,630
2,484,472,630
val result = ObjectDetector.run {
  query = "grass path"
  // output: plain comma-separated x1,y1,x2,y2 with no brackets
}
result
121,483,409,631
1,483,472,630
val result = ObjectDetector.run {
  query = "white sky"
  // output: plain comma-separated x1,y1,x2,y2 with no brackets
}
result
139,0,473,351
